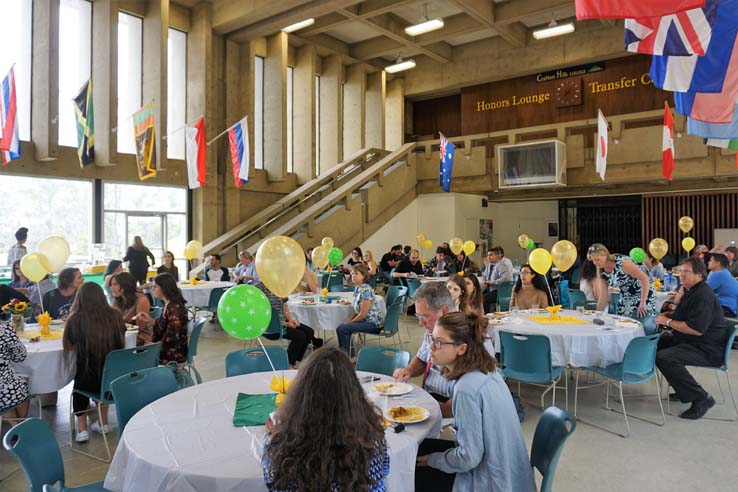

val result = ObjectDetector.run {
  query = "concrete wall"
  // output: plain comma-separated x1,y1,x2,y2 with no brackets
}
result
488,200,559,265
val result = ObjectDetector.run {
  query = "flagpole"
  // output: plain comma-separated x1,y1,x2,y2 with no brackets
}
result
162,114,204,140
111,99,156,133
206,118,242,147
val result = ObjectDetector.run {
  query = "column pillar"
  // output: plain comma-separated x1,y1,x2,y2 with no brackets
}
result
263,32,288,180
385,78,405,151
31,0,60,161
91,0,118,166
343,64,366,156
319,55,342,171
365,70,385,149
143,0,169,169
293,44,316,184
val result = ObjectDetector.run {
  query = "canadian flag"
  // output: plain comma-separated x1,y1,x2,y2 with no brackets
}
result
663,102,675,180
185,117,206,189
596,110,608,181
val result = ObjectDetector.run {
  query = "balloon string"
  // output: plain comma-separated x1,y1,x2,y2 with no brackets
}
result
257,337,279,377
543,274,554,306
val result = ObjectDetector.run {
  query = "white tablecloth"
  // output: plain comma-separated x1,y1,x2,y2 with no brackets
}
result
178,281,234,307
654,291,674,311
104,370,442,492
489,309,645,368
287,292,387,331
13,325,137,394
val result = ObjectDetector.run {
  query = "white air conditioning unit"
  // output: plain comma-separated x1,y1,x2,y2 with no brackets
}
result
497,139,566,189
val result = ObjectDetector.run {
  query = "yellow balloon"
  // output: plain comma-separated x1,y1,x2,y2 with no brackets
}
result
20,253,50,283
518,234,530,249
529,248,553,275
256,236,306,297
463,240,476,256
311,246,329,270
682,237,696,253
449,237,464,256
551,240,578,272
184,240,203,260
424,239,433,250
648,238,669,261
321,237,334,250
678,216,694,234
416,234,426,247
37,236,70,272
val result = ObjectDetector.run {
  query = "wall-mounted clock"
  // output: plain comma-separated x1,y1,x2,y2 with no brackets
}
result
555,78,582,108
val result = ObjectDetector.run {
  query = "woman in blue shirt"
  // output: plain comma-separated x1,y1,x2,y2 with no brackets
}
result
415,311,536,492
336,263,382,356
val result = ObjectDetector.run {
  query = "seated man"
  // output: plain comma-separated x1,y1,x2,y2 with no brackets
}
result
706,253,738,317
232,251,259,285
655,257,730,420
423,247,453,277
203,254,230,282
379,244,402,283
393,248,423,283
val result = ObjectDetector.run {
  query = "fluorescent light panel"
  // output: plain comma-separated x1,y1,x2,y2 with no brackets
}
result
282,18,315,33
404,18,444,36
385,59,416,73
533,22,575,40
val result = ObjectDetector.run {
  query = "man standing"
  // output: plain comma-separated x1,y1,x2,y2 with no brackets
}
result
655,257,730,419
232,251,259,285
7,227,28,265
482,246,513,312
706,253,738,317
203,254,230,282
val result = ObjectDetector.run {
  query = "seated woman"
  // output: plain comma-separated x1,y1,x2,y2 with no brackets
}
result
293,268,319,294
262,347,389,492
363,250,378,277
510,264,551,310
0,319,30,419
454,252,480,276
156,251,179,281
446,275,470,313
644,252,666,282
337,264,383,356
63,283,126,441
8,259,33,291
43,267,84,320
579,259,599,301
103,260,124,298
111,272,152,345
462,274,485,317
137,273,189,366
415,312,536,492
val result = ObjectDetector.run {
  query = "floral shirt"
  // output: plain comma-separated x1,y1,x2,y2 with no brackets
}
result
353,284,382,326
0,320,29,409
153,301,189,364
601,255,656,317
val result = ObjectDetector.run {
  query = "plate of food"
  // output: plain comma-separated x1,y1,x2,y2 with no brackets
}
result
373,381,413,396
486,317,505,325
300,299,316,305
384,406,430,424
125,323,138,331
337,299,351,305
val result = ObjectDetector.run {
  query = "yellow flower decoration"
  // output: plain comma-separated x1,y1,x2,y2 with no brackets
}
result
15,301,28,312
321,287,328,297
270,376,292,407
457,271,465,277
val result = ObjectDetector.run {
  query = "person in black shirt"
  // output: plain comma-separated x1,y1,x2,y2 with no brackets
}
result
655,257,729,420
42,268,84,320
123,236,156,285
379,245,403,282
0,284,29,311
393,249,423,283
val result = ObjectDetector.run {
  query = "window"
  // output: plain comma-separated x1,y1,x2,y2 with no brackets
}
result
58,0,92,148
167,28,187,159
287,66,294,173
0,0,32,141
103,183,188,277
117,12,143,154
0,175,93,266
254,56,264,170
315,74,320,175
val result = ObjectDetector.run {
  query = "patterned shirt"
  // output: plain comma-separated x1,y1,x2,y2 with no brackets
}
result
353,284,382,326
601,255,656,316
153,301,189,364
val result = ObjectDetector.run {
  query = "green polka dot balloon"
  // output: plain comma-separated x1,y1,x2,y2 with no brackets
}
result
217,284,272,340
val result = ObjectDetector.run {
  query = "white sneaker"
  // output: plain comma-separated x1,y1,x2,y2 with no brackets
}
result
75,430,90,443
90,421,111,434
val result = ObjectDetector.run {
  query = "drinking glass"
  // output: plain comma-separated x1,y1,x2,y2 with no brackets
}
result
576,306,585,314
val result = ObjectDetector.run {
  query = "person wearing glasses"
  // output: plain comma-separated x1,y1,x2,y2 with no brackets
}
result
414,311,536,492
588,243,656,318
509,264,551,310
654,257,730,419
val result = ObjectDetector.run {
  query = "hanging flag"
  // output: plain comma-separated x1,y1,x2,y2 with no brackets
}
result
439,132,455,192
686,103,738,138
185,116,206,189
706,138,738,149
663,103,676,180
0,66,21,165
624,0,718,56
596,110,608,181
576,0,706,20
132,102,157,181
72,79,94,167
228,116,249,188
649,0,738,93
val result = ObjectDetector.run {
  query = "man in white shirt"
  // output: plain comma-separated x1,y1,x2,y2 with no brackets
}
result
203,254,230,282
482,246,513,312
7,227,28,265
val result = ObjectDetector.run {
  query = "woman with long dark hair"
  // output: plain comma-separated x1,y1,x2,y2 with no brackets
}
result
510,264,551,310
446,275,470,313
103,259,124,296
8,259,33,290
579,259,599,301
137,273,188,365
415,312,536,492
156,251,179,281
63,283,125,442
111,272,152,345
123,236,155,285
462,274,484,316
262,347,389,492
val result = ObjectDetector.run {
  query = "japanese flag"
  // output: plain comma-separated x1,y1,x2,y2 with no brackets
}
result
596,110,608,181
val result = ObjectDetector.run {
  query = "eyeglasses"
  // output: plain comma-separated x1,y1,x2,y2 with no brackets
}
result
415,312,432,321
430,336,463,349
520,271,533,276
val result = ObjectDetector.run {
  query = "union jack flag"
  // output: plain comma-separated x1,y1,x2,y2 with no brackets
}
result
439,132,455,192
624,0,718,56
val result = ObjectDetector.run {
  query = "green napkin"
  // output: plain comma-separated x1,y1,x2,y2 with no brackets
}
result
233,393,277,427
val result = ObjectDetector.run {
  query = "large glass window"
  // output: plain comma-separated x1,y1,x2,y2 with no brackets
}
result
103,183,188,277
287,66,294,173
167,28,187,159
0,175,93,266
59,0,92,148
117,12,143,154
0,0,32,141
315,74,320,175
254,56,264,170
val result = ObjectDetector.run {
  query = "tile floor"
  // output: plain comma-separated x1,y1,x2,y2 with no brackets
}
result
1,315,737,492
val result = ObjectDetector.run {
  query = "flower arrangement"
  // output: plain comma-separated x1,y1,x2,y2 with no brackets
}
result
2,299,28,315
321,287,328,299
547,305,562,320
189,276,200,286
270,375,292,406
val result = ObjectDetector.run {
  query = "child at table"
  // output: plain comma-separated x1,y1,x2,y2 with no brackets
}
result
262,347,389,492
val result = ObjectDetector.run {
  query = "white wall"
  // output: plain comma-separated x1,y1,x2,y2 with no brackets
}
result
489,200,559,265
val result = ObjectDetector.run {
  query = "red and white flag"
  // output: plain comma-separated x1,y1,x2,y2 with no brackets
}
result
663,103,675,180
185,116,206,189
596,110,608,181
576,0,706,20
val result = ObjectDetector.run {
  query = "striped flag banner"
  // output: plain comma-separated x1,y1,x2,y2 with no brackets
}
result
133,102,157,181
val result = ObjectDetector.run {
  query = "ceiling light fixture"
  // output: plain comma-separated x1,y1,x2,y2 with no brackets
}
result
532,19,575,40
385,57,416,73
405,4,444,36
282,18,315,33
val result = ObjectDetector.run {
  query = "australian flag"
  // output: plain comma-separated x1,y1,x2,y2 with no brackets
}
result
439,132,455,192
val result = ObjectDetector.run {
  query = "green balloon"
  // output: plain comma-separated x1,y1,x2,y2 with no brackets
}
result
328,247,344,266
217,285,272,340
630,247,647,264
526,239,535,251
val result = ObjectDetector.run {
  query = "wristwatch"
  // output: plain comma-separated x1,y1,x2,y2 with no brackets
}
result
666,319,672,328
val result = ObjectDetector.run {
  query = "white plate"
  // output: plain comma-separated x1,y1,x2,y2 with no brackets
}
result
384,406,430,424
373,382,413,396
487,318,505,325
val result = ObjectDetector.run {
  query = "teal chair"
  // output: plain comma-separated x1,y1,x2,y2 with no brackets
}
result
531,406,577,492
386,285,408,311
499,331,566,409
69,343,162,462
3,418,110,492
574,333,664,438
361,296,406,349
570,266,582,286
356,346,411,376
149,306,163,320
497,282,514,311
196,286,229,318
566,289,587,310
405,278,422,299
608,292,621,315
329,284,354,292
321,271,344,290
184,317,206,384
635,315,658,335
225,347,289,377
261,308,285,349
110,367,178,435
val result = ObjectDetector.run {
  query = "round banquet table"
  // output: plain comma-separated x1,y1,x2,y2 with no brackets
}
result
13,325,138,394
488,309,645,368
287,291,387,331
178,281,234,307
104,370,442,492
